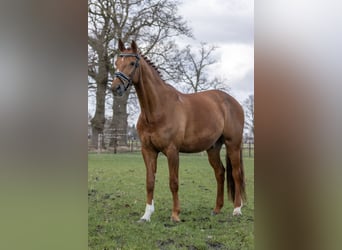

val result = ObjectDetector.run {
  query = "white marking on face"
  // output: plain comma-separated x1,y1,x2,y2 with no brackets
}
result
140,200,155,221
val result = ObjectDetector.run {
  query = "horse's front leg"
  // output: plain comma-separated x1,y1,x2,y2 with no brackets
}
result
165,147,180,222
139,147,158,222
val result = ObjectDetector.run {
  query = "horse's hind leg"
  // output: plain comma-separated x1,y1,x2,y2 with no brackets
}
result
207,143,225,215
225,144,246,216
165,146,181,222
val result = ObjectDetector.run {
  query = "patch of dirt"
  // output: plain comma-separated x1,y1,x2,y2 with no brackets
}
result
88,189,97,196
187,245,199,250
192,217,210,222
103,193,111,199
246,215,254,222
163,223,177,228
198,185,210,191
129,212,139,217
95,224,103,232
206,241,228,250
156,239,175,249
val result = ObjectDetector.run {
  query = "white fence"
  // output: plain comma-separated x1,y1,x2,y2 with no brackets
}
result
90,133,254,157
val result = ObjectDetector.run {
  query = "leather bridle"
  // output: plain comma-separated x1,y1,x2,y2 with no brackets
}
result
114,53,140,95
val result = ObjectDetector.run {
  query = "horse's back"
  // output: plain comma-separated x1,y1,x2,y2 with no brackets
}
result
182,90,243,126
177,90,244,152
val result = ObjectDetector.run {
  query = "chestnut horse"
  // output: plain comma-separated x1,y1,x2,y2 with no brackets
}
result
112,40,246,222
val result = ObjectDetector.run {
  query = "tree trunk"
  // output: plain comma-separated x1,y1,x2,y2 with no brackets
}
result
90,126,106,150
110,88,130,146
90,77,107,149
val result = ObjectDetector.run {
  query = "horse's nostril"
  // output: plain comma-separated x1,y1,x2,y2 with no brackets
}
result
114,85,123,96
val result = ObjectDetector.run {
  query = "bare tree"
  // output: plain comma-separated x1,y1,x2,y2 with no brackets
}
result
88,0,191,147
88,0,114,148
174,43,230,93
243,94,254,137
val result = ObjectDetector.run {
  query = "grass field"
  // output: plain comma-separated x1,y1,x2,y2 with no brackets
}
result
89,153,254,249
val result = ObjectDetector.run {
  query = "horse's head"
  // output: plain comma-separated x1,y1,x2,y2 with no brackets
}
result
112,39,140,96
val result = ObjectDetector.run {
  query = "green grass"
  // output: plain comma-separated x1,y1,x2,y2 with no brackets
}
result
89,153,254,249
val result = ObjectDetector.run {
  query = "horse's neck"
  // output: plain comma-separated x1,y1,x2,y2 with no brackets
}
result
136,62,172,123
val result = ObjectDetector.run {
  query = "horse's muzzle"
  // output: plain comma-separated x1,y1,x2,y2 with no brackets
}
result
112,71,132,97
113,84,125,96
112,76,125,96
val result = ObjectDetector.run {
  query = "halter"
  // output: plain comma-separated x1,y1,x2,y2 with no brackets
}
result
114,53,140,95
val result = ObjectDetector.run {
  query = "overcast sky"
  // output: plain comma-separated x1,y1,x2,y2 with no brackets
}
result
88,0,253,120
179,0,254,104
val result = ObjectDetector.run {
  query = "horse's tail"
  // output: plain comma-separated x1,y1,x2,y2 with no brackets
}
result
226,149,246,201
239,149,247,201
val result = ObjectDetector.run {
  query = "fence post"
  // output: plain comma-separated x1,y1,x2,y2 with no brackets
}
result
97,134,102,154
113,136,117,154
248,141,251,157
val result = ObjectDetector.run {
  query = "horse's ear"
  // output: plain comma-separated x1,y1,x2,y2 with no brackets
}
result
131,40,138,53
118,39,125,51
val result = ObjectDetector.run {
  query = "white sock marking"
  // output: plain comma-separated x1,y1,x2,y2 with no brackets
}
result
232,200,243,216
140,200,155,221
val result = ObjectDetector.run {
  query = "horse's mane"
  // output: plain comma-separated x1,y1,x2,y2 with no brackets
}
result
139,52,181,93
126,48,178,92
138,51,163,80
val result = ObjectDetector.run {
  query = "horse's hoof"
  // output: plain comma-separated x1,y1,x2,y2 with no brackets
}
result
211,210,219,216
171,216,180,223
137,218,149,223
232,207,242,216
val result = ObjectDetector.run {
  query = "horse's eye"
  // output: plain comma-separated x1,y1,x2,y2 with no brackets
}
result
130,61,135,66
